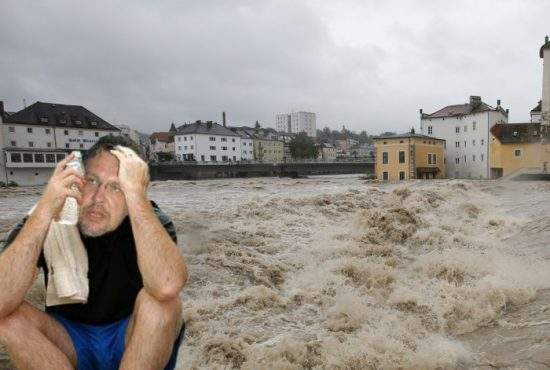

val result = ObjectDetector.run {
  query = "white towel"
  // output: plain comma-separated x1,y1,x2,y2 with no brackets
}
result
28,205,89,306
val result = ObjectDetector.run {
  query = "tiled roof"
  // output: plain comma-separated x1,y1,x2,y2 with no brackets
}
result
176,121,239,137
4,101,119,131
423,102,498,118
374,133,445,141
490,123,542,144
150,132,174,143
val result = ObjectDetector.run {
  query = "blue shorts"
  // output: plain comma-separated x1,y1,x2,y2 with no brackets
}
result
51,313,184,370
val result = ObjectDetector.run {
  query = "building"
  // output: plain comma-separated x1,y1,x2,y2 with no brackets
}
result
541,35,550,125
149,132,175,161
0,101,120,186
252,136,284,163
175,120,242,162
229,127,254,161
276,112,316,138
420,95,508,179
374,132,445,181
489,123,550,178
318,142,337,161
531,101,542,123
115,124,141,145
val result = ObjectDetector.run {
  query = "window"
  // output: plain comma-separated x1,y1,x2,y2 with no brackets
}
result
210,155,217,161
222,146,227,151
27,127,33,133
178,146,182,150
178,137,181,142
64,130,69,135
9,126,15,133
463,155,467,163
191,145,194,149
34,154,44,163
183,137,187,141
481,154,484,162
399,171,405,180
222,155,228,161
23,153,33,163
95,132,99,137
28,141,34,148
514,149,521,157
464,141,467,148
184,146,187,150
209,137,216,141
47,142,52,148
10,141,16,147
383,172,388,180
400,140,404,144
79,143,84,149
472,154,476,162
428,126,433,135
481,139,485,146
56,154,65,162
210,146,216,150
382,152,389,164
66,143,70,149
232,138,235,142
221,138,227,142
433,154,437,164
464,125,468,132
455,127,460,133
46,154,55,163
10,153,21,162
428,154,432,164
190,136,193,140
233,156,237,161
399,151,405,163
232,147,236,151
455,141,460,148
40,117,48,123
472,122,476,131
455,158,460,164
472,139,476,146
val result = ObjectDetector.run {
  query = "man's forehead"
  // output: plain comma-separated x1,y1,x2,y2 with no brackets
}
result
85,152,120,179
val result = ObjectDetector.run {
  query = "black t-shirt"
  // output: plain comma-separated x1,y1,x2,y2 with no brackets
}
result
3,201,177,325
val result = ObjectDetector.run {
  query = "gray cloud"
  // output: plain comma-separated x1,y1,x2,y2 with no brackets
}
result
1,0,549,134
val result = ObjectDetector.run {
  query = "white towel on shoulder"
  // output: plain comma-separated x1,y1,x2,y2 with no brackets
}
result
28,205,89,306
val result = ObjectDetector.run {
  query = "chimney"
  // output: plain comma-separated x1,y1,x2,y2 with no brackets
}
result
0,101,4,119
506,109,510,115
497,99,501,107
469,95,482,108
222,112,226,127
419,108,423,115
207,120,212,129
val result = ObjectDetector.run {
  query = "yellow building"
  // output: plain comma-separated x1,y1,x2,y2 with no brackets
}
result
253,137,284,163
374,132,446,181
489,123,550,178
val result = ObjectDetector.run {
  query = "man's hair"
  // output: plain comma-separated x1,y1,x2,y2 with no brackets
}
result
83,134,143,164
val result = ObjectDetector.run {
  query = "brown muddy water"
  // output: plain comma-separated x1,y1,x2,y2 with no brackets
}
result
1,176,550,369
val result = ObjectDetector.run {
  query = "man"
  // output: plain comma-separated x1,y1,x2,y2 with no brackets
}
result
0,135,188,370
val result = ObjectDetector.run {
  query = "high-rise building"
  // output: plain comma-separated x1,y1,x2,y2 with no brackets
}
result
276,112,316,138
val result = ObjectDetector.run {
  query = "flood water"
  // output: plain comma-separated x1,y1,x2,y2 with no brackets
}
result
1,176,550,369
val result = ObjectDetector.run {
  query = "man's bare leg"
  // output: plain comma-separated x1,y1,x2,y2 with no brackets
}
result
120,289,182,370
0,302,77,370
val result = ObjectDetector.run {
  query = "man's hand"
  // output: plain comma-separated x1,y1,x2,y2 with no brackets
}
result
110,146,150,199
35,153,85,220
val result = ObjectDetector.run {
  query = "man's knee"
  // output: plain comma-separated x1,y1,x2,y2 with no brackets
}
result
0,304,32,343
134,290,182,328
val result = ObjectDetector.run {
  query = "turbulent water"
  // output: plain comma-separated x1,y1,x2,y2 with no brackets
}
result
1,176,550,369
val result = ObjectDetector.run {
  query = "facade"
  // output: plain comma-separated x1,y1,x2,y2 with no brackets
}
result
276,112,316,138
149,132,175,161
253,137,284,163
541,36,550,125
0,101,120,186
318,143,337,161
374,133,445,181
420,95,508,179
229,127,254,161
490,123,550,178
175,121,242,162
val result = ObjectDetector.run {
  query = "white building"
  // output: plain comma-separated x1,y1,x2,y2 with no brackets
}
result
276,111,316,138
420,96,508,179
0,101,120,186
115,124,141,145
229,127,254,161
175,121,242,162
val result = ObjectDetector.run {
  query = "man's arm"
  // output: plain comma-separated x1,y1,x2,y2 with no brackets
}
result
111,147,188,302
0,154,84,318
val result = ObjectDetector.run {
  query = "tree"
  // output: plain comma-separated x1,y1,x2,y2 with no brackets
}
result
254,120,261,129
290,132,319,159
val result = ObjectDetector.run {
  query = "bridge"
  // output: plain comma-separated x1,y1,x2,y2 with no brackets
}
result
149,161,375,181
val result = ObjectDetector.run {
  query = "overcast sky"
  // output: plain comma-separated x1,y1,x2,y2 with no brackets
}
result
1,0,549,134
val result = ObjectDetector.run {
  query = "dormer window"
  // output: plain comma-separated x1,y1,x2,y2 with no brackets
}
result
91,121,97,126
40,117,49,123
513,131,518,137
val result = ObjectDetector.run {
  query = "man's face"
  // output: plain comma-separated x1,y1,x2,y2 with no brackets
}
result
79,151,128,237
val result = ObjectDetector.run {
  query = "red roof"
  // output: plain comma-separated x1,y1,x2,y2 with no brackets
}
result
150,132,174,143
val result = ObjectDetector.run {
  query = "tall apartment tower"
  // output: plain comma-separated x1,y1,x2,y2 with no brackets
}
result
541,35,550,126
276,111,316,138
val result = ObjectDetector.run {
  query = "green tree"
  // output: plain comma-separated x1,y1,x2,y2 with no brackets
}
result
290,132,319,159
